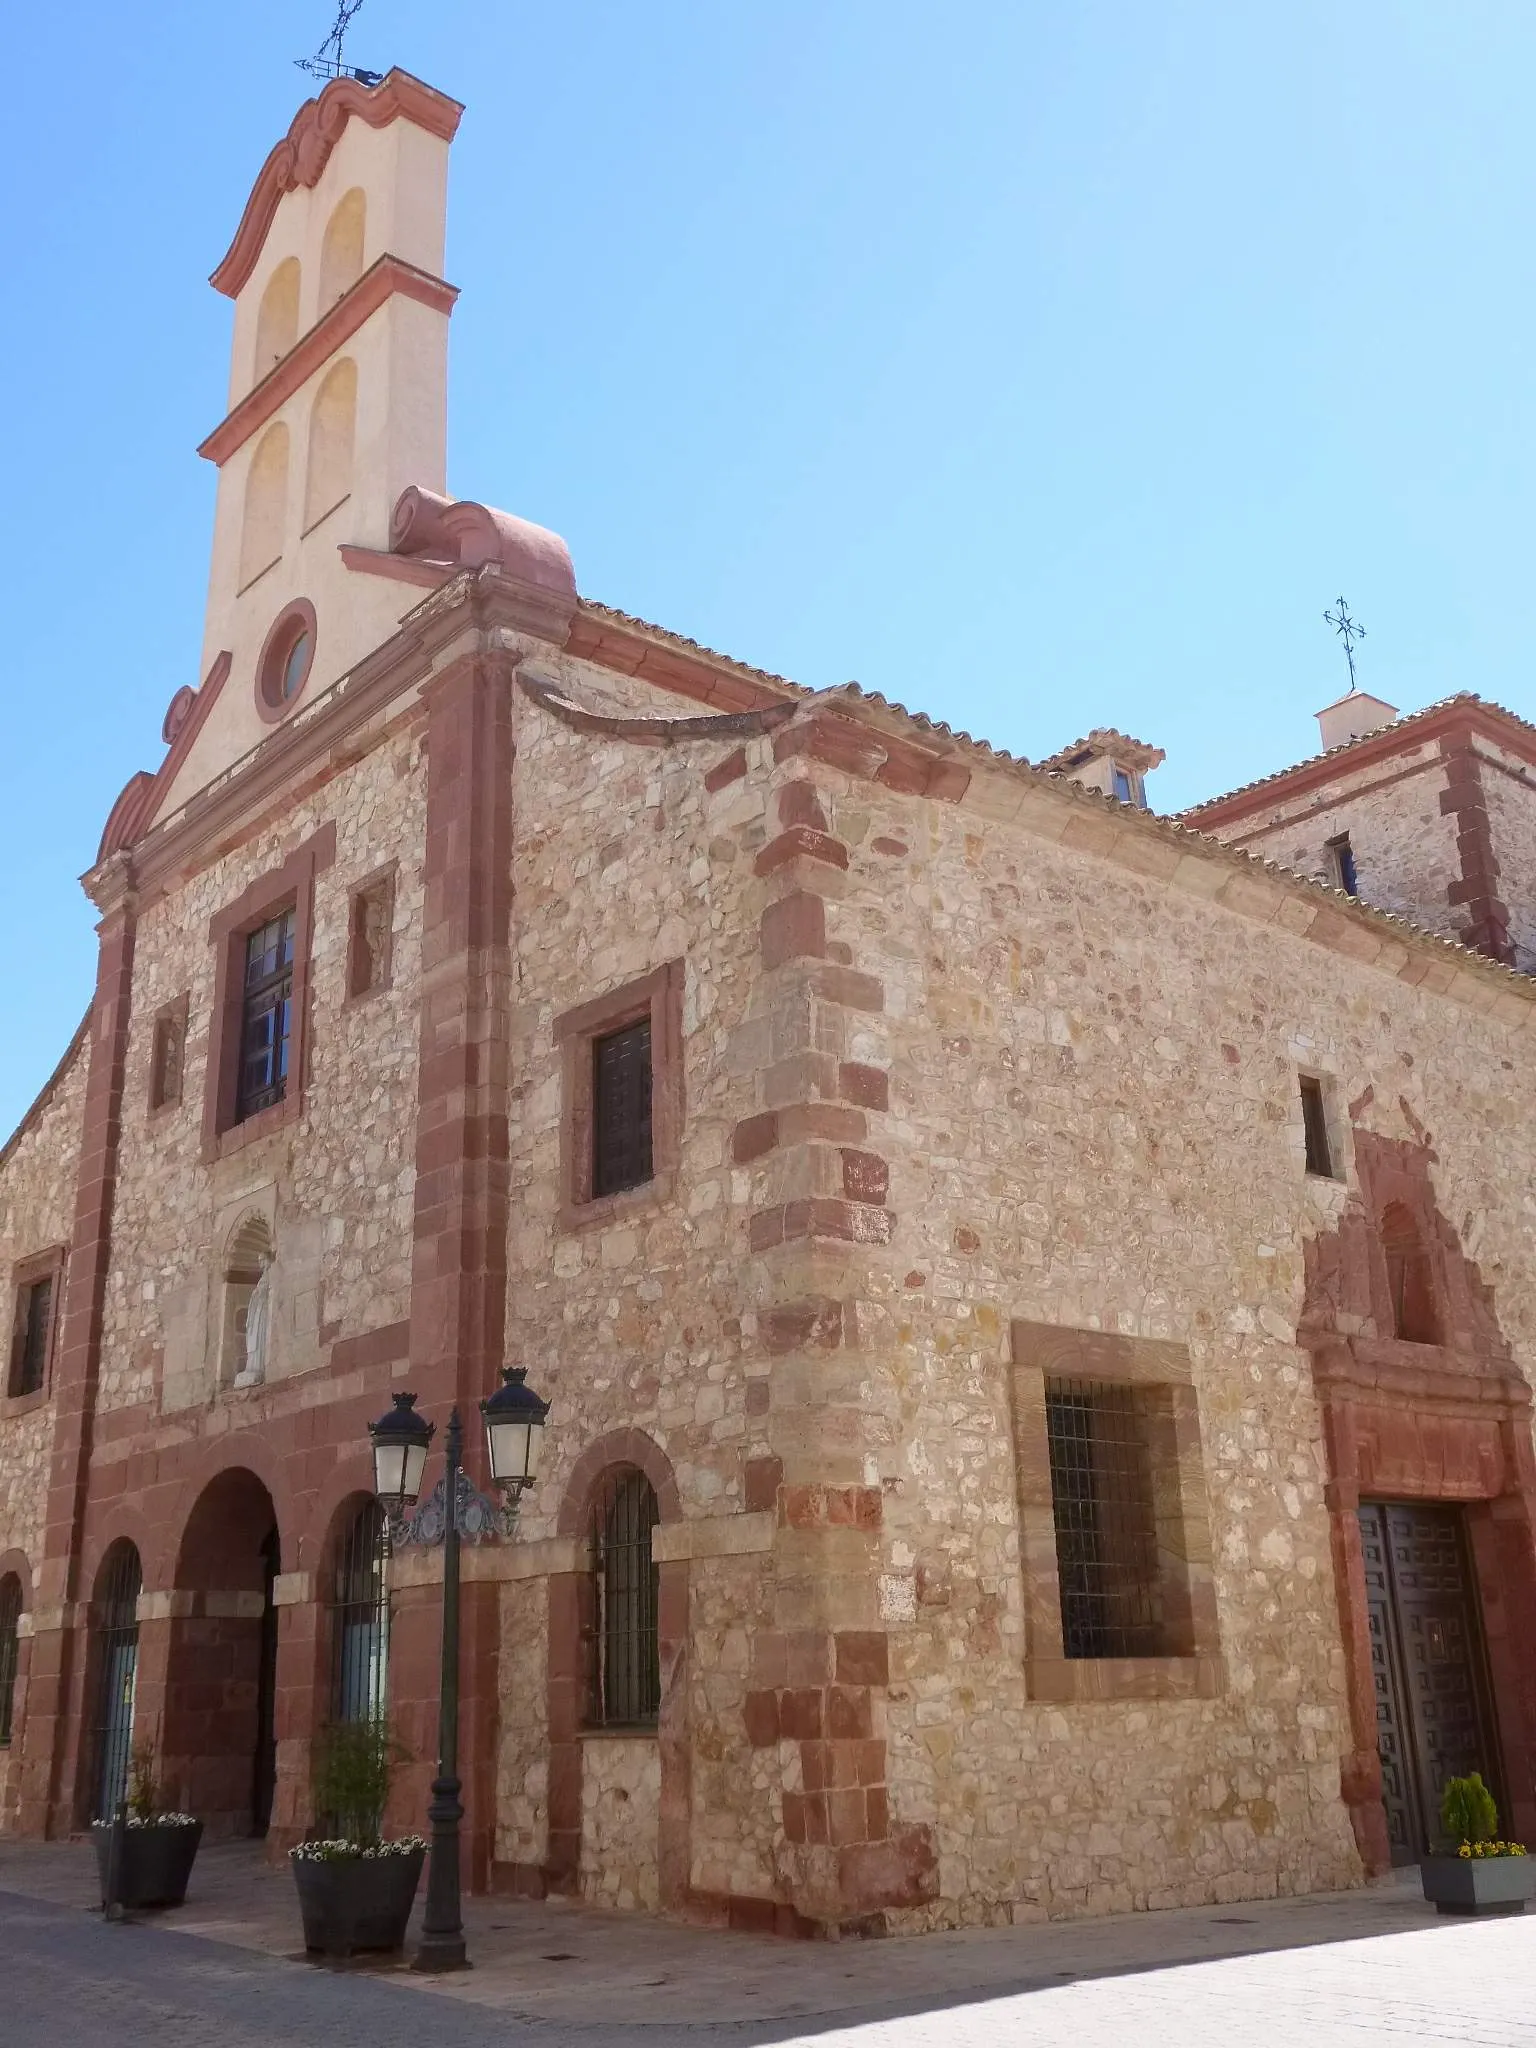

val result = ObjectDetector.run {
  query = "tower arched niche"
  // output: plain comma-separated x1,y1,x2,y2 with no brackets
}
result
1380,1200,1440,1345
318,188,366,308
303,358,357,531
253,257,301,381
238,423,289,591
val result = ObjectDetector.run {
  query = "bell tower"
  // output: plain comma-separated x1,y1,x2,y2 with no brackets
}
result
163,70,462,811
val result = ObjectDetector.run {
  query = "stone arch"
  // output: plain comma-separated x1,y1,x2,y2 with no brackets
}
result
318,187,366,307
252,255,300,380
238,422,290,591
162,1467,281,1838
545,1429,687,1909
303,357,357,531
219,1212,273,1388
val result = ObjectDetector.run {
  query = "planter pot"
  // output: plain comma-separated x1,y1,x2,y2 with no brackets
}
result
1420,1855,1535,1917
291,1847,425,1959
91,1820,204,1910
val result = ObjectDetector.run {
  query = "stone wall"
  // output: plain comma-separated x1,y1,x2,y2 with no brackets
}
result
736,720,1536,1927
579,1734,661,1909
0,1029,88,1830
1480,738,1536,973
95,724,426,1423
1194,739,1464,944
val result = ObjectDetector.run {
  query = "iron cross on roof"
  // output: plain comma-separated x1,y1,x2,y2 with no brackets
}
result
1324,597,1367,693
296,0,382,86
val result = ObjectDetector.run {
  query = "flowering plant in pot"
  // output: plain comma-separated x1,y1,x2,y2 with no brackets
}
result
91,1741,203,1910
291,1717,426,1959
1420,1774,1532,1917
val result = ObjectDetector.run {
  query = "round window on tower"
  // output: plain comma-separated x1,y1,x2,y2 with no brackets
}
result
255,600,317,723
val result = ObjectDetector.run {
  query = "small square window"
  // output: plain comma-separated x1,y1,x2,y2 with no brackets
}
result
1299,1074,1335,1178
8,1269,58,1398
347,870,396,1000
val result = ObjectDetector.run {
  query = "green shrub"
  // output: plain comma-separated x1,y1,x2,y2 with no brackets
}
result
311,1718,409,1848
1440,1772,1498,1846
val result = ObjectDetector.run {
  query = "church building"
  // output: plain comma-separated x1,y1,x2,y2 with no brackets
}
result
0,70,1533,1935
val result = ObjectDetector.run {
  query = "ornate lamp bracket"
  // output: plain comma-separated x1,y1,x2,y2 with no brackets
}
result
388,1468,522,1550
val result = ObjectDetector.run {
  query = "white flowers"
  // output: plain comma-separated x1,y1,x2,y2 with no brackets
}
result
92,1813,199,1829
290,1836,427,1863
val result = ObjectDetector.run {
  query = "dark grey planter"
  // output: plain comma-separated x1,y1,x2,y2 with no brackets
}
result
291,1846,425,1958
1420,1854,1534,1916
91,1820,203,1909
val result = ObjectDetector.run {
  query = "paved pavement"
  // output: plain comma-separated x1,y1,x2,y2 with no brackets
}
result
1,1839,1533,2044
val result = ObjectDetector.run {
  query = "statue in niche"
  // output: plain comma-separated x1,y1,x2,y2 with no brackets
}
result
233,1258,273,1388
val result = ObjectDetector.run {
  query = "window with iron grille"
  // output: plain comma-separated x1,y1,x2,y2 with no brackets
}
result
1045,1379,1166,1660
331,1500,389,1724
0,1574,21,1746
587,1468,660,1727
8,1273,55,1398
591,1020,654,1199
236,908,296,1121
89,1541,142,1821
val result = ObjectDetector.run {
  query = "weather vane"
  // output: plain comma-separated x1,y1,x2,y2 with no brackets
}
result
1323,596,1366,693
296,1,383,87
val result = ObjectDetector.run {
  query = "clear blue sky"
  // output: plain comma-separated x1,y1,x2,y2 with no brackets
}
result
2,1,1534,1138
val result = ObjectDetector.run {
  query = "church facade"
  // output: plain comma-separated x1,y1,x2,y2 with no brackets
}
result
1,70,1533,1936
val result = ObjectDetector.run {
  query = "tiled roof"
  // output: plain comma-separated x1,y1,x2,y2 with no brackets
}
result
1035,727,1166,775
1179,691,1536,817
577,599,811,701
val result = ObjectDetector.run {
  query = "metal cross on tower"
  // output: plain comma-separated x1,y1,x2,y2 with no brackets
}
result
296,1,382,86
1324,596,1367,693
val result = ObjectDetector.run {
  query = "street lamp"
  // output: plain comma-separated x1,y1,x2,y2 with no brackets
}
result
366,1373,549,1973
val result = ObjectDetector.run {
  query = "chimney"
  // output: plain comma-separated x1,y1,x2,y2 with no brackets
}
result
1315,689,1398,753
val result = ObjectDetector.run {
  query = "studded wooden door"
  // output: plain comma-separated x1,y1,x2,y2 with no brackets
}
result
1357,1502,1502,1863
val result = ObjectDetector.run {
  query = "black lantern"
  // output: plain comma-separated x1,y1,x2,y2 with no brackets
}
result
368,1391,434,1510
480,1366,550,1496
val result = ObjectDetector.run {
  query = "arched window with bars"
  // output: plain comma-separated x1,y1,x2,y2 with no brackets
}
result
330,1499,389,1723
586,1467,660,1729
88,1541,142,1820
0,1574,21,1747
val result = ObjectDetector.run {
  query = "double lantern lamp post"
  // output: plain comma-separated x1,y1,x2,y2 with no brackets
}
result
366,1366,551,1973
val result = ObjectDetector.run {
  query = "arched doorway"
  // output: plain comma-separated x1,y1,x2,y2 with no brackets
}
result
163,1469,281,1838
86,1541,142,1822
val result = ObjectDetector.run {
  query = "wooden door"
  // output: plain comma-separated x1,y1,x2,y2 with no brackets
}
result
1357,1501,1502,1862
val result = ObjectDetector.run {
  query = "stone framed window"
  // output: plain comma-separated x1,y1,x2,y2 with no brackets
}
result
584,1466,661,1730
202,825,334,1162
554,960,683,1229
5,1248,65,1403
0,1571,21,1746
1009,1319,1223,1702
148,993,189,1112
346,864,396,1000
1298,1072,1340,1180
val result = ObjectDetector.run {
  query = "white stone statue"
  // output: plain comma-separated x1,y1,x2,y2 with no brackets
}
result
234,1260,272,1388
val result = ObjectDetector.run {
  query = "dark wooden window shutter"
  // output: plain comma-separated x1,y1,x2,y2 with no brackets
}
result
591,1019,654,1198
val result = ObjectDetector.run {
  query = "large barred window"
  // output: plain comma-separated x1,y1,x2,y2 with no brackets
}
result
0,1575,21,1745
587,1468,660,1728
89,1541,142,1820
331,1501,389,1723
1045,1380,1165,1660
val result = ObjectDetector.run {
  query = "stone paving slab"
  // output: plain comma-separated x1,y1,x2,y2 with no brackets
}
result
3,1835,1529,2036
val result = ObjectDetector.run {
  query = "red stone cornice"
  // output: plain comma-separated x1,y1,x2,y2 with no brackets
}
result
1185,698,1536,827
199,255,458,467
210,69,463,299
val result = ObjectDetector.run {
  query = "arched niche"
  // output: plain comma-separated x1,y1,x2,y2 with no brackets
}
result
1381,1201,1441,1345
318,188,366,308
220,1211,273,1387
253,257,301,381
238,424,289,591
303,358,357,532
